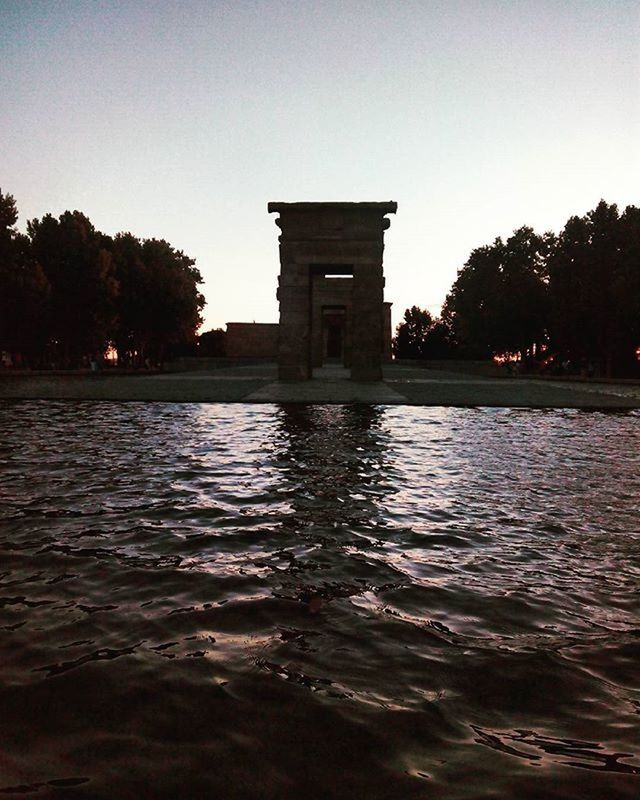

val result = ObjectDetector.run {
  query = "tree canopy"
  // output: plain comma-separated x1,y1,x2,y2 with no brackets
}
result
0,190,205,367
443,226,550,360
395,200,640,377
547,201,640,376
0,190,50,365
393,306,433,359
111,234,205,365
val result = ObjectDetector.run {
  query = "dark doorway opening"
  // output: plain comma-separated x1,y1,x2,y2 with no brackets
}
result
322,307,346,364
326,324,343,359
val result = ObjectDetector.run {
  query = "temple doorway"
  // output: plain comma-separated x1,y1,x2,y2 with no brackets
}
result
323,308,346,363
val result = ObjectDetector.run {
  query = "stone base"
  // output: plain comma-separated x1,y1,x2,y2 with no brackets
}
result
351,364,382,382
278,365,310,382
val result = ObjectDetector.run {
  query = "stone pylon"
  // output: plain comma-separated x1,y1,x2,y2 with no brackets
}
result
268,202,397,381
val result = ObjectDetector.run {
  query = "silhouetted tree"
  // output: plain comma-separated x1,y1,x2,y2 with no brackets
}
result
28,211,118,366
111,234,205,365
393,306,433,358
445,227,550,360
139,238,205,364
0,190,50,365
547,200,640,376
443,243,501,357
110,232,150,365
198,328,226,357
617,205,640,373
422,318,454,358
1,191,206,369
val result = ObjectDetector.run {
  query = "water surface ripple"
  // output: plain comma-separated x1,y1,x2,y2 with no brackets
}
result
0,402,639,798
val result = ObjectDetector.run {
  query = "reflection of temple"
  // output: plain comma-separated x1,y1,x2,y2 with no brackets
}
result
226,201,396,380
274,404,388,538
268,405,393,625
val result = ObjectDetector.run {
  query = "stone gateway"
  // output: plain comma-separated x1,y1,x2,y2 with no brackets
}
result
268,201,397,381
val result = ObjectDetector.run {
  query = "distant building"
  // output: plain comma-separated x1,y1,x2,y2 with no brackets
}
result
225,322,278,359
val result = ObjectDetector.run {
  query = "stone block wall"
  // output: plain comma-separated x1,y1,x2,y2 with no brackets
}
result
225,323,279,359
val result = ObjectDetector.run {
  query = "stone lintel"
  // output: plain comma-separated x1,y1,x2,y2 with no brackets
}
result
270,202,397,243
268,201,397,214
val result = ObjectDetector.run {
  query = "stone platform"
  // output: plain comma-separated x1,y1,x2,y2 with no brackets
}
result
1,363,640,408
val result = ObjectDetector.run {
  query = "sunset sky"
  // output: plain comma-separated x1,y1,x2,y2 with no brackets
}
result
2,0,638,331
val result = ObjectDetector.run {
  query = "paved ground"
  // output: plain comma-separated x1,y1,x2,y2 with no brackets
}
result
1,363,639,407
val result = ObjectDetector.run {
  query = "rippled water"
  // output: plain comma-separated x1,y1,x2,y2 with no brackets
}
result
1,401,639,799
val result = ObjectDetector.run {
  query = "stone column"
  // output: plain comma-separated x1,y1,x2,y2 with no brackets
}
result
276,259,311,382
382,302,393,363
310,276,324,368
351,262,384,381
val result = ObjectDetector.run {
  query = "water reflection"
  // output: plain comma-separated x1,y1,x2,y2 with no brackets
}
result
266,404,402,611
275,404,388,530
472,725,640,774
0,401,639,799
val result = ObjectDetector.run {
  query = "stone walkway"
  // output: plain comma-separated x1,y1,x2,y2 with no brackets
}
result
1,363,639,408
245,365,406,403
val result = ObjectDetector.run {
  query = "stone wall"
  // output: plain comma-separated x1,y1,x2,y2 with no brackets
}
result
225,323,279,359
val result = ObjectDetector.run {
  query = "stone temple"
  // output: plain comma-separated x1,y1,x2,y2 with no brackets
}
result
269,201,397,381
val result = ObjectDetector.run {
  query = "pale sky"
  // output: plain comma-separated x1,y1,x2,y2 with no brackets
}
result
2,0,639,332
